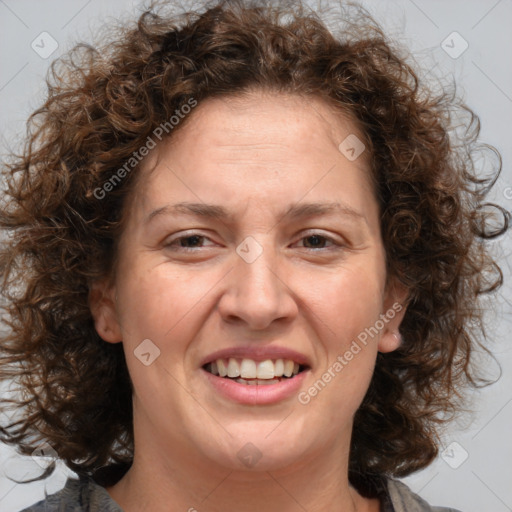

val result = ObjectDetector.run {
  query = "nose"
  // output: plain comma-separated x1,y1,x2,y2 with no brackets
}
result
216,241,298,331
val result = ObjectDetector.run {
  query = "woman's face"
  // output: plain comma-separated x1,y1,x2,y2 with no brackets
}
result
92,91,406,474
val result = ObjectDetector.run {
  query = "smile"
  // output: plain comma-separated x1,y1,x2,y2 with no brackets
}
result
203,358,306,385
202,356,310,404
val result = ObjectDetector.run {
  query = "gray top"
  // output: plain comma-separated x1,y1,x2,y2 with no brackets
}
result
19,476,462,512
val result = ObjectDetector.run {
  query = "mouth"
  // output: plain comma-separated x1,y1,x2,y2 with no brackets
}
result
203,357,309,385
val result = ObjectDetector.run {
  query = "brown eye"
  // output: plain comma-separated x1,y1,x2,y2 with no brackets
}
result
165,233,216,251
302,235,330,249
295,233,338,250
177,235,205,248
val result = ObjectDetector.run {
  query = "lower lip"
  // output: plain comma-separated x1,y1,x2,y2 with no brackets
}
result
201,368,309,405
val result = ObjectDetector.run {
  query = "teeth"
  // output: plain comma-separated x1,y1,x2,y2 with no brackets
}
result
274,359,284,377
240,359,257,379
227,358,240,378
235,378,281,385
257,360,274,379
258,379,278,385
207,357,304,379
283,360,294,377
217,359,228,377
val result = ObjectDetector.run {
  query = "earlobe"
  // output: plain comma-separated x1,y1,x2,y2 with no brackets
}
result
378,330,403,353
88,279,123,344
377,280,409,354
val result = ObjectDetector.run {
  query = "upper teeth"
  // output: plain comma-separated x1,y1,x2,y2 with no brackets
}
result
209,358,300,379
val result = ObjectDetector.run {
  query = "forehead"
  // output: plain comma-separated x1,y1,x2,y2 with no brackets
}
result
169,91,368,163
130,91,375,222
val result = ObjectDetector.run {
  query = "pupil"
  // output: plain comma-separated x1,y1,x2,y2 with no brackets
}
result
305,235,324,248
182,235,202,247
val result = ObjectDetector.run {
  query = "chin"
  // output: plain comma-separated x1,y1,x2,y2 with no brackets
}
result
197,424,310,473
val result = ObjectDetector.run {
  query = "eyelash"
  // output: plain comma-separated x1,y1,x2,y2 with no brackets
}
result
164,232,341,252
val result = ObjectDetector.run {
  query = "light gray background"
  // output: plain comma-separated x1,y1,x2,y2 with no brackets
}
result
0,0,511,511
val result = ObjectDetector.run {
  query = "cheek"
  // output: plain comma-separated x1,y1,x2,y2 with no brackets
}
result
114,261,219,349
305,263,385,345
113,262,214,403
300,277,382,430
299,260,385,407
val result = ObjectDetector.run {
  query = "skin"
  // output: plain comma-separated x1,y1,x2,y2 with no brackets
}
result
90,90,408,512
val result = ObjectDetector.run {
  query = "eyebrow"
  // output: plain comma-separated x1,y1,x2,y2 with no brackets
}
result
146,201,368,226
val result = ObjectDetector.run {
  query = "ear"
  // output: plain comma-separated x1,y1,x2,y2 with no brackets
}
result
89,277,122,344
377,278,410,354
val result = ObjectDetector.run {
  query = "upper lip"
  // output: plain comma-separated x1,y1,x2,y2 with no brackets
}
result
200,346,312,368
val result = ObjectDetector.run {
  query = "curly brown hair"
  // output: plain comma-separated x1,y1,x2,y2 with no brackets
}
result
0,0,509,489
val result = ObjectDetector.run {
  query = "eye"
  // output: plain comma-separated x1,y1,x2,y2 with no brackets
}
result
294,233,339,250
164,231,342,252
164,233,216,251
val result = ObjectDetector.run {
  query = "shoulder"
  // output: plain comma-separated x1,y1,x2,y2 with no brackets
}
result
386,478,463,512
18,476,123,512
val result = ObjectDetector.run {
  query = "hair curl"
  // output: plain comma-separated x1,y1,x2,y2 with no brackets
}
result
0,0,509,490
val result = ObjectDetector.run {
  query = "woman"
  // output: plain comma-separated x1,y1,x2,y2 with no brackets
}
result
0,1,508,511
